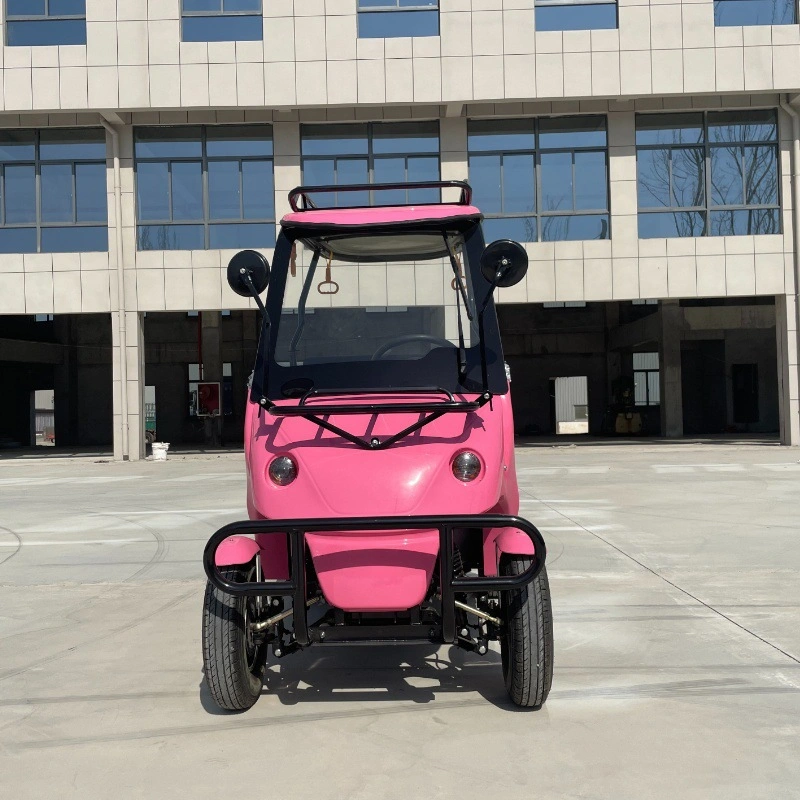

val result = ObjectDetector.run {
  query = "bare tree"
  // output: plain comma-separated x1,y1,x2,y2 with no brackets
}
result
638,118,778,237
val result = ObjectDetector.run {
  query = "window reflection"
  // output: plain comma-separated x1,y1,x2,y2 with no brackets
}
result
535,1,617,31
636,111,780,238
467,117,609,242
357,2,439,38
135,125,275,251
0,128,107,253
714,0,796,26
6,0,87,46
301,122,440,207
181,0,263,41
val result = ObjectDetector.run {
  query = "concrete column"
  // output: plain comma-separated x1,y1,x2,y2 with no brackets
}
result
659,300,684,438
776,293,800,445
201,310,223,447
605,303,622,407
107,123,142,460
127,311,145,460
607,109,640,299
273,120,301,222
440,116,468,197
53,316,78,447
112,310,145,460
439,116,468,318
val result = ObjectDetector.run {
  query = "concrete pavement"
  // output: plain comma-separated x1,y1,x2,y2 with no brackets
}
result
1,444,799,799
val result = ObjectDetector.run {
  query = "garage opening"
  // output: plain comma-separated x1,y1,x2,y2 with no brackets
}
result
0,313,113,455
498,297,780,442
143,310,259,449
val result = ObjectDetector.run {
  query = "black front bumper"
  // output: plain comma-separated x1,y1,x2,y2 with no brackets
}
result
203,514,546,647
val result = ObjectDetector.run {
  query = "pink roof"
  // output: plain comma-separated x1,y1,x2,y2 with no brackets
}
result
281,203,482,228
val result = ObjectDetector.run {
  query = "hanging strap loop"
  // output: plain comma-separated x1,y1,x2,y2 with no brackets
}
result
317,253,339,295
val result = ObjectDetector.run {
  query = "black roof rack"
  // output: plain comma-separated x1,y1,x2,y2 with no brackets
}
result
288,180,473,212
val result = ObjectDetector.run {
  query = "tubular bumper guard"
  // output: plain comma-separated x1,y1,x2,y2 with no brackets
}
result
203,514,546,646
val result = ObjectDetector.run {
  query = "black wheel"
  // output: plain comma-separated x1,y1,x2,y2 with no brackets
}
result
202,565,264,712
499,556,553,709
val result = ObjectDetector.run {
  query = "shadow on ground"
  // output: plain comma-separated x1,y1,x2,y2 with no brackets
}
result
198,644,526,715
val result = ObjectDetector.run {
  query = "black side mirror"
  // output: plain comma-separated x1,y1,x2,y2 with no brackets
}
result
480,239,529,288
227,250,270,298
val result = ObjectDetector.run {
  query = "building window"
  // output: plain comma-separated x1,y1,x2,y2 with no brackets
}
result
633,352,660,406
636,111,780,238
543,302,587,308
135,125,275,251
0,129,107,254
714,0,796,26
181,0,262,42
6,0,86,46
357,1,439,38
468,117,609,243
534,0,617,31
301,122,440,206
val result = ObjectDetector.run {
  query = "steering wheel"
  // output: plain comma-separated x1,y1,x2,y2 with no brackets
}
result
371,334,456,360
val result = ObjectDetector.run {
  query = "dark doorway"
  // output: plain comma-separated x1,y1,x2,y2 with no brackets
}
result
681,340,727,434
731,363,759,424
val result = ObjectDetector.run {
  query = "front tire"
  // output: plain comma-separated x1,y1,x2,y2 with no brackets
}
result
202,565,264,712
499,556,553,709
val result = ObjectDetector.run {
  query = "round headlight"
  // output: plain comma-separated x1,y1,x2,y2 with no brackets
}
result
452,451,481,482
268,455,298,486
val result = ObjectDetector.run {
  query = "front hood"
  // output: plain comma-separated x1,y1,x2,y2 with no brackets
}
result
245,393,513,519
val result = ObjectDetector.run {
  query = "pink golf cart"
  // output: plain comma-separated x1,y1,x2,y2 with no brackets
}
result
202,181,553,711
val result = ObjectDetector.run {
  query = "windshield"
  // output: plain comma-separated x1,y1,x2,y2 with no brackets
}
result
258,225,508,399
275,232,476,368
276,305,463,367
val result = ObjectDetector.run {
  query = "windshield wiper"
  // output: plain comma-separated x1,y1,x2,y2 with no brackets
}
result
298,386,457,404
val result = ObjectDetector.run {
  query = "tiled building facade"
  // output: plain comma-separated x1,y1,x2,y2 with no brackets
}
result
0,0,798,458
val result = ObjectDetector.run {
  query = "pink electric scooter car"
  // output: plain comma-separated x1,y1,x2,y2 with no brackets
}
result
202,181,553,711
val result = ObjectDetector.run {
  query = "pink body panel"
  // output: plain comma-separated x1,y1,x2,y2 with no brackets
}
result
281,204,482,228
305,530,440,612
215,535,260,568
239,390,522,610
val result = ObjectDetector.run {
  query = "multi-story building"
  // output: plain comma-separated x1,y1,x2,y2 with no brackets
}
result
0,0,798,458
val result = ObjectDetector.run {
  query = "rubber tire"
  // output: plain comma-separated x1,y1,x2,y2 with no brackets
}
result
202,566,264,712
499,556,554,709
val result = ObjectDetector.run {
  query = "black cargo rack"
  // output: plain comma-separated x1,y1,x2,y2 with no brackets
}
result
288,180,473,212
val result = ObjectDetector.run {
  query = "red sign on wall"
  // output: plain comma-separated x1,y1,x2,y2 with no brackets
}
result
197,382,221,417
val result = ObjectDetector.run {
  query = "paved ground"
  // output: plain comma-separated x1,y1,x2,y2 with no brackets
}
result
1,443,799,799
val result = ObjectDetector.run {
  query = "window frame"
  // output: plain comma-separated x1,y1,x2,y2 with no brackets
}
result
356,1,440,38
467,116,610,243
300,121,441,206
180,0,263,42
134,124,276,252
635,110,782,238
0,127,108,254
357,0,439,9
5,0,87,46
534,0,618,31
713,0,798,27
633,352,660,407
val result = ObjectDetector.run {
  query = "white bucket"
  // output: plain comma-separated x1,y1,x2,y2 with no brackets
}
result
152,442,170,461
